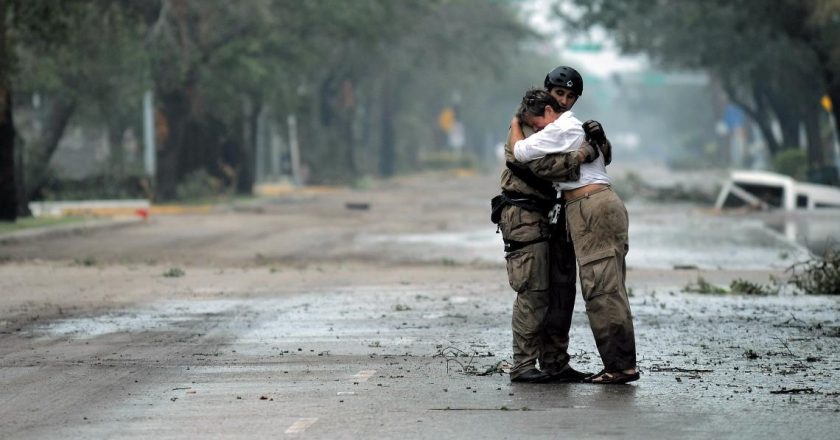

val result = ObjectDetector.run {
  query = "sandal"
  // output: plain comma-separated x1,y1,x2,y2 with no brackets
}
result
587,369,640,384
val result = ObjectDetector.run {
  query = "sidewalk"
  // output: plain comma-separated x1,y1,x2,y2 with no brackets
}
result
0,217,145,245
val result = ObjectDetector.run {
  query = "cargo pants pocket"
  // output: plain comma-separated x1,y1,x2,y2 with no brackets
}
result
505,243,549,293
578,249,620,301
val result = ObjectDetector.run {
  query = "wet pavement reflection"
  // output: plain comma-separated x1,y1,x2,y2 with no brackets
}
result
358,202,815,270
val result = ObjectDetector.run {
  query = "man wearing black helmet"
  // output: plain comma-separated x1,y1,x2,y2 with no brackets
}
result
543,67,611,165
493,65,612,383
511,67,638,384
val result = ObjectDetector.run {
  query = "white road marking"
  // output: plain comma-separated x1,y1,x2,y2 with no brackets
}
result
285,418,318,434
353,369,376,382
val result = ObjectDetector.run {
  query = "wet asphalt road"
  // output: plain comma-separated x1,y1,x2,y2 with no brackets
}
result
1,170,840,439
3,279,839,439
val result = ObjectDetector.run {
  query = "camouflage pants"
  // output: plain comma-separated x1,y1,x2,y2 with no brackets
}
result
500,204,577,377
566,187,636,372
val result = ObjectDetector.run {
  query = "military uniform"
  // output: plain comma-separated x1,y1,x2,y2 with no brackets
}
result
497,125,585,379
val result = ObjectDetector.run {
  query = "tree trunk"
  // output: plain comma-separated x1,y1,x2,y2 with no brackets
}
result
803,104,824,168
807,33,840,150
237,97,259,195
15,125,27,216
0,0,15,221
379,78,395,177
0,87,14,221
155,88,189,200
723,81,782,157
107,119,125,179
765,90,802,150
339,80,357,177
25,98,76,201
827,84,840,151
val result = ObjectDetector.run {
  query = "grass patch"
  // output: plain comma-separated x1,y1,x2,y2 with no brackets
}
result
0,216,86,234
684,276,779,296
163,267,185,278
729,278,774,296
682,276,728,294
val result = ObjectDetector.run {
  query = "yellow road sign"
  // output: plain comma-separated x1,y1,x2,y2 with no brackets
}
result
438,107,456,133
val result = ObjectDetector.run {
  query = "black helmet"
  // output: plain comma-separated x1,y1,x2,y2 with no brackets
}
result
544,66,583,96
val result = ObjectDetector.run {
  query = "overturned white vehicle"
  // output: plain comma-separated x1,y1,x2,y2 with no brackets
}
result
715,170,840,211
715,170,840,254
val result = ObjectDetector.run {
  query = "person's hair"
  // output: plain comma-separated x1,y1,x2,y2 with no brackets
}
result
516,88,561,121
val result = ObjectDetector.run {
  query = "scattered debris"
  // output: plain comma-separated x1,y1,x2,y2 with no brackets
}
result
744,349,761,359
345,202,370,211
434,346,507,376
787,249,840,295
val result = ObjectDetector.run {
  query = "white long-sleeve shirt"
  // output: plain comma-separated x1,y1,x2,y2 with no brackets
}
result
513,111,610,191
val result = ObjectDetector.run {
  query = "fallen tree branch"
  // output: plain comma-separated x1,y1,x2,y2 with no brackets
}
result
649,366,714,373
770,388,815,395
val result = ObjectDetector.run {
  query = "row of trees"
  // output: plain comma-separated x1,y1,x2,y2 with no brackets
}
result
0,0,538,221
560,0,840,181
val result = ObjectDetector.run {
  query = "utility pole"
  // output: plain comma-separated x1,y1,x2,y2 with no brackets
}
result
287,114,301,186
142,90,156,179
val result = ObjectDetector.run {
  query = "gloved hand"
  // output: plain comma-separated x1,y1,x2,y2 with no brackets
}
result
583,120,607,146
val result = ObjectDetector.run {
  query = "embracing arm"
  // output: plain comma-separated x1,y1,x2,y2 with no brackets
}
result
511,115,586,163
527,142,603,182
504,123,588,182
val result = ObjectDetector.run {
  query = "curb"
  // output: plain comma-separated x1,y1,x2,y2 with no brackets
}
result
0,218,145,245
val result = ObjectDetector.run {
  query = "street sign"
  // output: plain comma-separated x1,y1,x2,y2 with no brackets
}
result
438,107,456,133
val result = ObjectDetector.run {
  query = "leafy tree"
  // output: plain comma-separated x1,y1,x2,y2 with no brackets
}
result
15,0,150,203
0,0,542,213
0,0,98,220
561,0,840,177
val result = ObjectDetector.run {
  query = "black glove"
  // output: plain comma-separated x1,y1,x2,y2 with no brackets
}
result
583,120,607,146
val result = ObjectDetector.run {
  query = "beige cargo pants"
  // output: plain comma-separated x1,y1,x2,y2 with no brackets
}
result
565,187,636,372
500,204,577,378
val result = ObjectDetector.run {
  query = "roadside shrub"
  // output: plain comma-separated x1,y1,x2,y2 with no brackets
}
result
787,249,840,295
175,169,225,201
39,174,149,201
773,148,807,181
